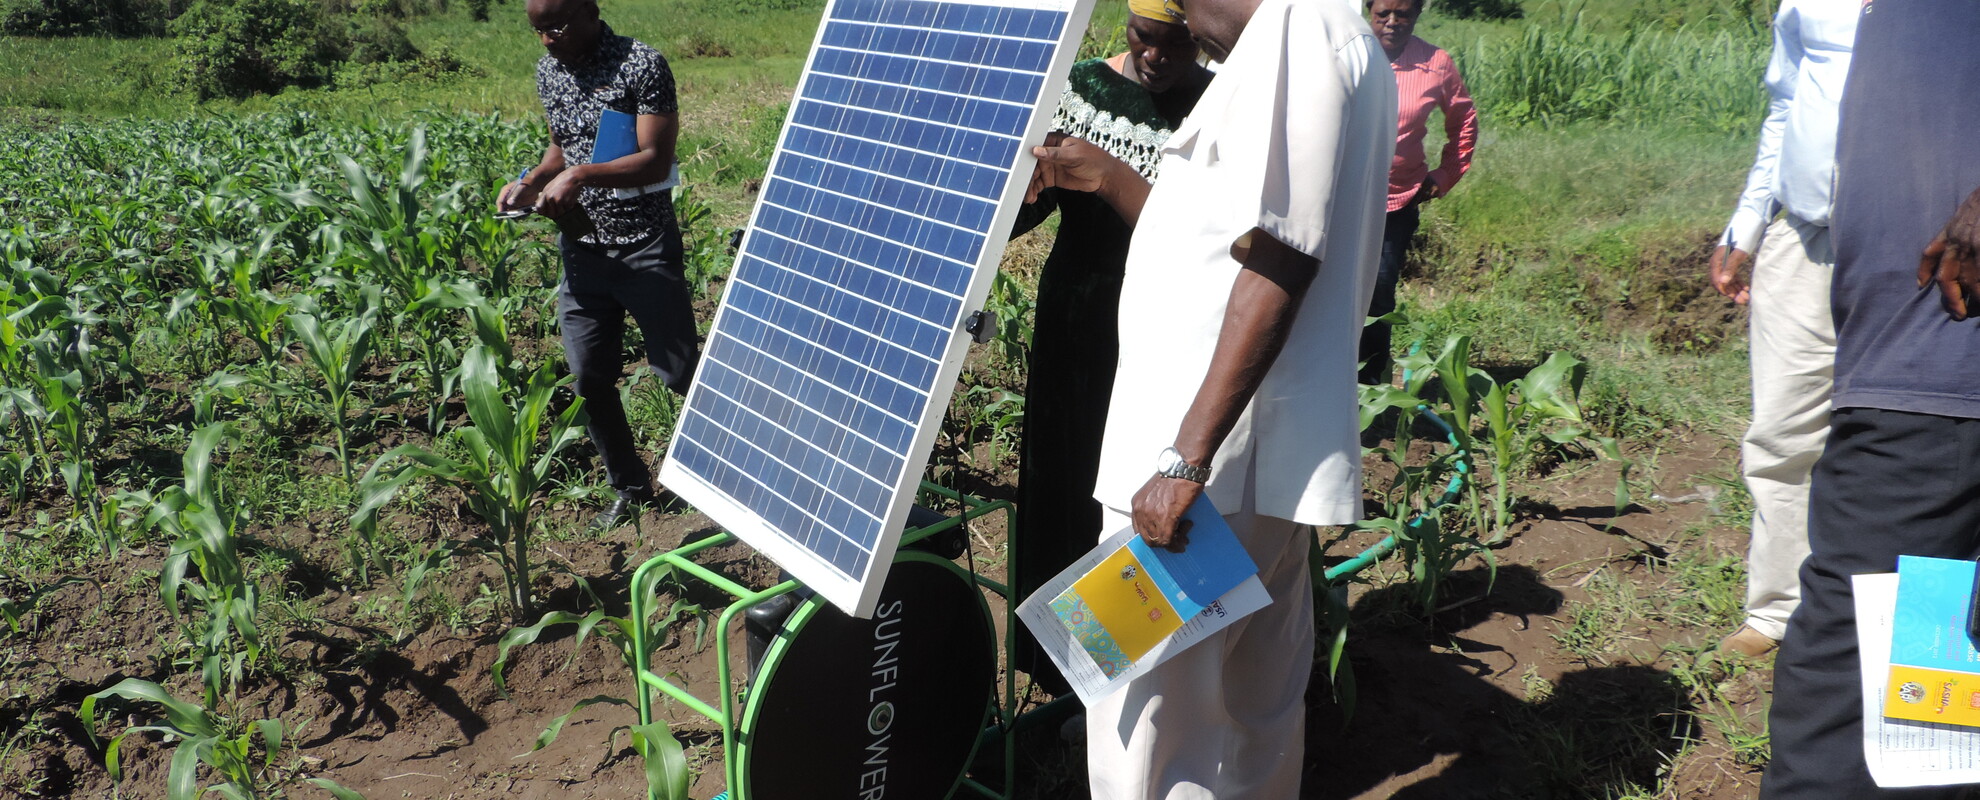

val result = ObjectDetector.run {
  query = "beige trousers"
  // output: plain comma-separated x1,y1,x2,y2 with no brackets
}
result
1741,215,1835,641
1086,500,1314,800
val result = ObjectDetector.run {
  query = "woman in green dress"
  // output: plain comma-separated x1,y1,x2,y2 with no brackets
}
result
1009,2,1211,696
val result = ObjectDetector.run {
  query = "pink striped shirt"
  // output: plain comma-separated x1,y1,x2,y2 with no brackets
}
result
1386,36,1478,212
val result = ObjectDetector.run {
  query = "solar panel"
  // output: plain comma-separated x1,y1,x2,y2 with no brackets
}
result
659,0,1095,617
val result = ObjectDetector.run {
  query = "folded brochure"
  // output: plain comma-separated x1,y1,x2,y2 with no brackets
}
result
1017,495,1269,703
1886,555,1980,727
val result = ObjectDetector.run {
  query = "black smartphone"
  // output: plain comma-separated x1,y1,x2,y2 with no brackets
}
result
1967,560,1980,648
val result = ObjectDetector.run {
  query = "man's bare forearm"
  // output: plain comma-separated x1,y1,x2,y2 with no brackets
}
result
525,144,568,186
1170,231,1322,467
531,113,679,190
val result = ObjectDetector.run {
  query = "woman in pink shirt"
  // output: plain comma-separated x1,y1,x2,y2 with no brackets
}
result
1360,0,1478,385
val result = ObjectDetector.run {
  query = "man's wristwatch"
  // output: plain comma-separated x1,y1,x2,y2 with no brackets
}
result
1154,446,1211,483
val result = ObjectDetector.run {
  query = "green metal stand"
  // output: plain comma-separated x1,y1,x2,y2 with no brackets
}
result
625,401,1467,799
626,481,1021,800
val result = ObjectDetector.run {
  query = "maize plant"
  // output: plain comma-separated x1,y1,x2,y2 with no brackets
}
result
489,562,697,800
122,424,264,708
285,287,384,484
356,345,586,620
82,678,364,800
24,316,132,555
1424,336,1632,543
1355,339,1484,618
200,232,295,366
283,127,477,434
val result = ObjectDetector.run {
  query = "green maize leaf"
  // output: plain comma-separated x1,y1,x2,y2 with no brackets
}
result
160,549,191,619
1515,351,1588,421
460,346,515,450
492,610,594,698
337,156,387,228
181,423,231,501
1355,385,1421,432
532,695,633,752
252,718,282,767
103,730,130,781
167,733,215,800
400,128,430,194
629,721,690,800
85,679,221,741
560,609,615,666
276,186,336,211
305,777,369,800
1432,335,1475,427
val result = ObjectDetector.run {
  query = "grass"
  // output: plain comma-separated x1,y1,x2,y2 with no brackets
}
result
0,0,818,118
1398,122,1756,440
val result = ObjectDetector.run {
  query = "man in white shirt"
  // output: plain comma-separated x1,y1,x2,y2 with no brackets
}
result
1707,0,1858,658
1027,0,1394,794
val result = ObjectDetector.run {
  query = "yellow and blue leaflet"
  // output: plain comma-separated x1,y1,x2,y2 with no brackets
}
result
1045,496,1257,676
1887,555,1980,727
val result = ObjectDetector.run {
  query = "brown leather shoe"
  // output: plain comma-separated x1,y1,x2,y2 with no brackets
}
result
1720,625,1780,657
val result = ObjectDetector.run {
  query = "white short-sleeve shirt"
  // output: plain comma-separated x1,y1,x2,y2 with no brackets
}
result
1092,0,1396,526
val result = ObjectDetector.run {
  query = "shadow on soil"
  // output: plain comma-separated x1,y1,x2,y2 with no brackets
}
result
1306,564,1699,799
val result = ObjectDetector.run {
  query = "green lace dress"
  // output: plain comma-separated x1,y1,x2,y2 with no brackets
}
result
1010,57,1207,694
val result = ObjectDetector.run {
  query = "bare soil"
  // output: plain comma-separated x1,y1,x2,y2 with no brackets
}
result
1,431,1767,800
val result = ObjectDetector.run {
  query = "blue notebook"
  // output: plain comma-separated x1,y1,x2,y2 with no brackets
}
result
594,109,679,198
1121,496,1257,619
594,109,639,162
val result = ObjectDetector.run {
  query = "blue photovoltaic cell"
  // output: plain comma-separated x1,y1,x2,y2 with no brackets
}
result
669,0,1071,597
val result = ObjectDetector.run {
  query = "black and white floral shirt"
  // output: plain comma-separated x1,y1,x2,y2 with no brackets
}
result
535,22,678,246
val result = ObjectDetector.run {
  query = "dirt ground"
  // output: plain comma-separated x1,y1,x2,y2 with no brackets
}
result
1306,442,1765,800
0,427,1769,800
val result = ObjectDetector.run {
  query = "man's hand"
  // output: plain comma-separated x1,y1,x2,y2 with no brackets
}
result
1131,475,1203,553
1919,186,1980,320
497,179,541,213
534,168,587,219
1709,244,1753,305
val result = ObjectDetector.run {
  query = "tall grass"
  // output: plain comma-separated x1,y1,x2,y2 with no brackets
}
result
1453,16,1768,133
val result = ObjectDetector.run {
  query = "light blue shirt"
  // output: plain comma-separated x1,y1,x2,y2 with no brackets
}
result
1722,0,1860,253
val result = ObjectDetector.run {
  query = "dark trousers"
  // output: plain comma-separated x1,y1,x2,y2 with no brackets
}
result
557,229,699,495
1762,408,1980,799
1358,204,1419,386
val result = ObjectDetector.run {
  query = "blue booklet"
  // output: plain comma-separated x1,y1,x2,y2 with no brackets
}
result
1123,496,1257,618
593,108,679,198
594,109,639,163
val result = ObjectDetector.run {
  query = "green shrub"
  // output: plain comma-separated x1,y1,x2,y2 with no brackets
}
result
344,14,417,65
170,0,347,99
335,44,480,89
0,0,184,36
1436,0,1523,20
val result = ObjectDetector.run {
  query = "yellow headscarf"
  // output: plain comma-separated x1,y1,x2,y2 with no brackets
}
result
1128,0,1182,24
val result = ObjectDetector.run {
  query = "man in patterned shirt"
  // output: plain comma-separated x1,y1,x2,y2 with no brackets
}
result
498,0,698,530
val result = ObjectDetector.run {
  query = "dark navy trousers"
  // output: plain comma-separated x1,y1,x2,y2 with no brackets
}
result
1762,408,1980,799
557,228,698,495
1359,204,1418,387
